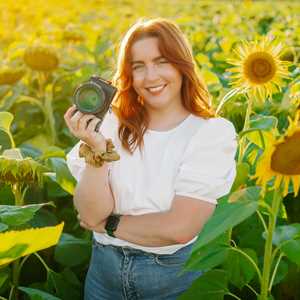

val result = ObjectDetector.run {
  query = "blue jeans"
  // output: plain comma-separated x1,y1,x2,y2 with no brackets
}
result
84,238,203,300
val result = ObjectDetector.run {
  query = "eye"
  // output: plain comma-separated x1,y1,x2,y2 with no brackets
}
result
159,60,168,63
132,65,143,70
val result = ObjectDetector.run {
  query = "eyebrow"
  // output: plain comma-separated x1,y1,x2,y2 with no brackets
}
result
131,56,166,65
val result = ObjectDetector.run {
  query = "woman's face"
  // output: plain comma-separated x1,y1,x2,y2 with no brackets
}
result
130,37,183,112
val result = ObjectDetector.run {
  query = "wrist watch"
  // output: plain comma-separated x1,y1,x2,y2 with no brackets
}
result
105,214,122,237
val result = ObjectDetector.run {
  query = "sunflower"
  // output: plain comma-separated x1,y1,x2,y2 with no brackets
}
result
23,45,59,72
62,24,85,43
227,36,291,103
0,66,25,85
0,148,48,187
251,110,300,197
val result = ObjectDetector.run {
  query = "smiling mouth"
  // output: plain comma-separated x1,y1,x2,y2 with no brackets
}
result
145,84,167,93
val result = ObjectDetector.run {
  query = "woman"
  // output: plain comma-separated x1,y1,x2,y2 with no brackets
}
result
64,17,237,300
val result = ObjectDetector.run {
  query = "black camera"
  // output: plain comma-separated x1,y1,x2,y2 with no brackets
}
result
72,75,117,132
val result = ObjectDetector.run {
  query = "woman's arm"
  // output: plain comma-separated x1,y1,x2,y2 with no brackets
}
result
78,195,215,247
73,162,115,227
64,105,116,227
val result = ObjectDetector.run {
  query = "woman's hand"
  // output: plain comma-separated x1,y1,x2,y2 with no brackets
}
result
64,105,107,152
77,213,107,233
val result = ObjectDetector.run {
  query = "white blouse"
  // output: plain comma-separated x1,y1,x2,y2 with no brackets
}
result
66,110,238,254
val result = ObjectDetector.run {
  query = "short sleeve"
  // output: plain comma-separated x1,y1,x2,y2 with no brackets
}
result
174,117,238,204
65,110,118,182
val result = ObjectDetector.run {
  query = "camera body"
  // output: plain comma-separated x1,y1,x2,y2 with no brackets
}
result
72,75,117,130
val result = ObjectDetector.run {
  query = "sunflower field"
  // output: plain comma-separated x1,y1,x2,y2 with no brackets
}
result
0,0,300,299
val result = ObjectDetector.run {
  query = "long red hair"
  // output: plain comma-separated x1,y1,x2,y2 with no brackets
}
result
111,17,216,155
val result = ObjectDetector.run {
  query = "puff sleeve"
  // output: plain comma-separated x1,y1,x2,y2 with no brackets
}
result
174,117,238,204
65,110,118,182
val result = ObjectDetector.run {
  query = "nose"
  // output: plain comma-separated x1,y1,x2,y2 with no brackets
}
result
145,64,160,81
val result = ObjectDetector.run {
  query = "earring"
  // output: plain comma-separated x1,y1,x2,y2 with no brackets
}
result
137,95,144,105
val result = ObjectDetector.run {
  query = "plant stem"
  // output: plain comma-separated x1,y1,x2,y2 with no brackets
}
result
8,285,14,300
229,246,262,283
44,78,57,145
10,183,25,300
256,210,268,233
228,93,253,241
246,283,259,296
34,252,50,272
260,190,282,299
268,252,284,291
238,94,253,164
12,183,24,206
226,292,242,300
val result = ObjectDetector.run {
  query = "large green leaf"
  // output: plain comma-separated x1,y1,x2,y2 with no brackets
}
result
0,244,28,262
0,202,55,226
18,286,61,300
54,233,91,267
179,233,230,275
222,248,258,289
46,158,76,195
46,269,81,300
0,223,64,266
178,269,228,300
194,187,260,250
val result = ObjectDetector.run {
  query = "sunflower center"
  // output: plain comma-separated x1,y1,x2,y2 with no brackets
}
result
271,131,300,175
244,52,276,84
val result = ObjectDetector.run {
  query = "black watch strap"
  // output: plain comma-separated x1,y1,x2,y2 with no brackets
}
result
105,214,122,237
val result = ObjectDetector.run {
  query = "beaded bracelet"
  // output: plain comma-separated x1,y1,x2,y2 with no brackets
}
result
78,139,120,167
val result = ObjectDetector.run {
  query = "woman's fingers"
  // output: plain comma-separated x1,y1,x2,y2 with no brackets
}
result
86,117,101,132
77,114,95,131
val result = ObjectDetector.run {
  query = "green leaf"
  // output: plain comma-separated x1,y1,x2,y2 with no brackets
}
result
54,233,91,267
271,259,289,286
0,128,13,153
46,158,76,195
249,115,278,131
281,239,300,266
194,187,260,250
178,269,228,300
267,224,300,246
179,233,230,276
0,111,14,131
0,244,28,261
47,269,81,300
223,248,258,289
0,203,55,226
18,286,61,300
0,223,8,232
230,162,250,192
0,266,9,289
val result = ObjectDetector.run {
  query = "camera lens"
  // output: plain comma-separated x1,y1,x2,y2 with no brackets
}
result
74,83,105,113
